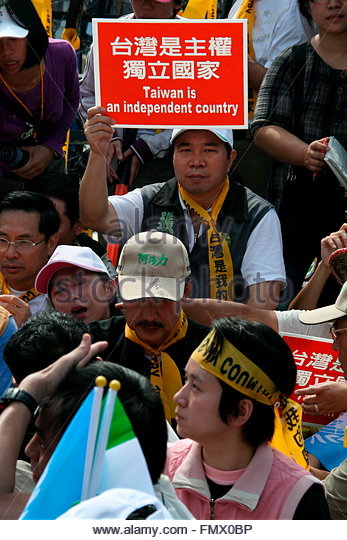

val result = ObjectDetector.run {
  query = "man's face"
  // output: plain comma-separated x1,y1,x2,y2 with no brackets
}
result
132,0,180,19
0,210,57,291
122,297,181,348
50,267,114,323
173,130,236,203
332,316,347,378
50,198,82,246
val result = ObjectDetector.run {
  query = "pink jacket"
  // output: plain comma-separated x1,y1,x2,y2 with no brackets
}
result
165,439,324,520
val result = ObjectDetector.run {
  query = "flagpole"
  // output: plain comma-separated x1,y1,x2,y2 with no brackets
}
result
87,380,121,498
81,376,107,500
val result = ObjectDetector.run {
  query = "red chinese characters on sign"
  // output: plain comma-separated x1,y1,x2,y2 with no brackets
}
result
282,333,346,426
93,19,247,128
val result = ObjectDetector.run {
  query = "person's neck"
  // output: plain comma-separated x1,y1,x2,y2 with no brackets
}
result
6,278,36,292
190,184,226,210
0,63,42,92
202,434,255,471
312,33,347,70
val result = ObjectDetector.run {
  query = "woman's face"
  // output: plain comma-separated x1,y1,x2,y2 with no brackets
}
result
174,357,229,445
0,37,27,75
310,0,347,35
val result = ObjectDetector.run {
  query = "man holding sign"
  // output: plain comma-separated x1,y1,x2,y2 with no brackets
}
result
81,108,285,309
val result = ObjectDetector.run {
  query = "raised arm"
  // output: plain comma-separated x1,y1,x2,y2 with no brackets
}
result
182,298,278,331
289,224,347,309
79,106,120,235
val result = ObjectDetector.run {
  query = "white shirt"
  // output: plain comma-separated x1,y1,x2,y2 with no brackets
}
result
108,189,286,287
276,310,331,339
9,286,48,315
228,0,314,68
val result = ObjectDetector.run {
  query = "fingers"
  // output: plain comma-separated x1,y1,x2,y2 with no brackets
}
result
113,140,123,161
114,302,124,310
76,337,108,368
295,386,318,397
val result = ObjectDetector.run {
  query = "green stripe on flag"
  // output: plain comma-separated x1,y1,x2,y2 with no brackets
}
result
106,399,135,449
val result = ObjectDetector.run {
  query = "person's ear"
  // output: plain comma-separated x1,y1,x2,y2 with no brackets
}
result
73,219,83,237
227,149,237,173
183,279,192,300
47,233,59,256
229,399,253,427
104,278,117,300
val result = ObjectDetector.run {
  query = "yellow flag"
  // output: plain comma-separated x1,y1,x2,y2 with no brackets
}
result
62,27,81,51
32,0,52,37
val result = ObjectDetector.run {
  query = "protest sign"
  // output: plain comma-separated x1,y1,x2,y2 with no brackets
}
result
93,19,247,128
282,333,346,427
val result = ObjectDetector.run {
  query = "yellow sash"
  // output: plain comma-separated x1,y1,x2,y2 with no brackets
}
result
125,311,188,422
236,0,257,119
192,330,309,469
0,273,41,303
178,179,234,300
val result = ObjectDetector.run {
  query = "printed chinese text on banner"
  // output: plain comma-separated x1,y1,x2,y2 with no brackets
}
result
93,19,247,129
282,333,346,427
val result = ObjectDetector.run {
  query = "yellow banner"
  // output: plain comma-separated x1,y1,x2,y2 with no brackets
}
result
32,0,52,37
206,0,217,19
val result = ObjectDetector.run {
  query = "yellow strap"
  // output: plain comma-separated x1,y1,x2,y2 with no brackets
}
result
271,400,309,470
180,0,209,19
206,0,217,19
0,273,41,304
125,312,188,422
236,0,257,119
32,0,52,37
179,179,234,300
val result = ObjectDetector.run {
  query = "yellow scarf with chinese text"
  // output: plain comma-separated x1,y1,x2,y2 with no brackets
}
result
192,329,309,469
236,0,257,119
0,273,41,303
125,311,188,423
178,179,234,300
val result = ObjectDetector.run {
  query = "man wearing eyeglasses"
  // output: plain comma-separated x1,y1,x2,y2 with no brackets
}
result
0,191,60,326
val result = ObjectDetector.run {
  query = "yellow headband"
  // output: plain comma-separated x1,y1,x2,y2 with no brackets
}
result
191,329,280,406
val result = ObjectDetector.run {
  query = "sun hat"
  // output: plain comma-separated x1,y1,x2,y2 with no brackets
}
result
299,282,347,325
117,231,191,301
35,245,110,294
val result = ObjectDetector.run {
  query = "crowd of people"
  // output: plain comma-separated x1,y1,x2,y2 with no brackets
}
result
0,0,346,522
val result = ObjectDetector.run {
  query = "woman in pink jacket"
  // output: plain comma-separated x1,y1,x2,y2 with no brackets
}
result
166,318,330,519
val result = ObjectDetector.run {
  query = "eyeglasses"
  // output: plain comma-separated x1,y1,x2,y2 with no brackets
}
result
330,324,347,340
0,237,45,253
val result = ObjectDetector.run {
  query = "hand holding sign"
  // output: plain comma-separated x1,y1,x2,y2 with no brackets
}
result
84,106,116,157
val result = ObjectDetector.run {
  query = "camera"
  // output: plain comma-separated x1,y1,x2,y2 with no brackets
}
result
0,146,30,169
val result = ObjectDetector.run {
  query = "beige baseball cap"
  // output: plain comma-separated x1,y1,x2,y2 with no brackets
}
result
299,282,347,325
117,231,191,301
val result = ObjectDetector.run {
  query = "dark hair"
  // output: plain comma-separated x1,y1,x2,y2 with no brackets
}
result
6,0,49,69
298,0,312,25
0,191,60,241
4,311,88,383
204,318,297,447
30,173,80,226
42,362,167,484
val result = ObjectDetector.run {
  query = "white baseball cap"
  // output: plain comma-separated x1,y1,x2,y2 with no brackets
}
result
35,245,110,294
170,128,233,148
58,488,173,519
299,282,347,325
117,231,191,302
0,6,28,38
